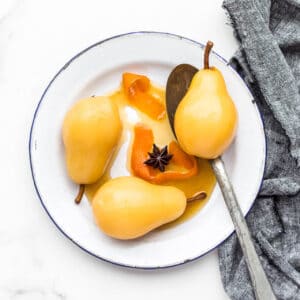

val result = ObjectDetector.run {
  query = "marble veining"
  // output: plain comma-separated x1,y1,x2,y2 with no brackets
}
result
4,287,66,300
0,0,23,25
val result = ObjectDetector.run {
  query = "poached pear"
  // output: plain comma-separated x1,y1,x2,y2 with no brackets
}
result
92,176,186,240
174,42,238,159
62,96,122,202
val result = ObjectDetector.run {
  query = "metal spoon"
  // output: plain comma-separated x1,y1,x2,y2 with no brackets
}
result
166,64,276,300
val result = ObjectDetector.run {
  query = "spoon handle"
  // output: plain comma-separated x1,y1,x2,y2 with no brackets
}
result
211,157,276,300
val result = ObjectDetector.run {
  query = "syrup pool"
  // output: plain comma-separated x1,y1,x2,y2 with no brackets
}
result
85,82,216,227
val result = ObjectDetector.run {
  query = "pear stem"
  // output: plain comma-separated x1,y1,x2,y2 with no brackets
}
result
204,41,214,69
75,184,85,204
187,191,207,203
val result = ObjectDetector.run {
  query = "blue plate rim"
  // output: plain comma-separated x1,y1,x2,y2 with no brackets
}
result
29,31,266,270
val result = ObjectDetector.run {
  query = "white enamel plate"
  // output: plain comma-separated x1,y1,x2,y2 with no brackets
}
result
29,32,265,268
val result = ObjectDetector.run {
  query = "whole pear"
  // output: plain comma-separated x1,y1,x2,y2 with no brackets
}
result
174,42,238,159
62,96,121,185
92,176,186,239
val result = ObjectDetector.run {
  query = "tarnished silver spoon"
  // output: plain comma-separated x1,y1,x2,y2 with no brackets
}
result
166,43,276,300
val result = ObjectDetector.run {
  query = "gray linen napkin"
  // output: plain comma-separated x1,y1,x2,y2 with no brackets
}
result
218,0,300,299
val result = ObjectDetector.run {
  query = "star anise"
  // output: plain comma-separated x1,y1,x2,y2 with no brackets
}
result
144,144,173,172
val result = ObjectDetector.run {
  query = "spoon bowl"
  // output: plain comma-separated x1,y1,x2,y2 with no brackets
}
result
166,64,198,134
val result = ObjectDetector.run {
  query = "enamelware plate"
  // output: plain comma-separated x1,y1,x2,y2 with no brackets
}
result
29,32,265,268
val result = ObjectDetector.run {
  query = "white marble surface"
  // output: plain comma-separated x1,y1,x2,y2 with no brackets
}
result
0,0,238,299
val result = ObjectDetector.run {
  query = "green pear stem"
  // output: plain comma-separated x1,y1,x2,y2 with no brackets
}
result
187,191,207,203
204,41,214,69
75,184,85,204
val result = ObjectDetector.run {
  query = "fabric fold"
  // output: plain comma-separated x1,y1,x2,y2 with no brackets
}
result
219,0,300,299
223,0,300,165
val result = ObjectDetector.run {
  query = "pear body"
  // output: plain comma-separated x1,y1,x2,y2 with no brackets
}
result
92,176,186,239
174,67,238,159
62,96,121,184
